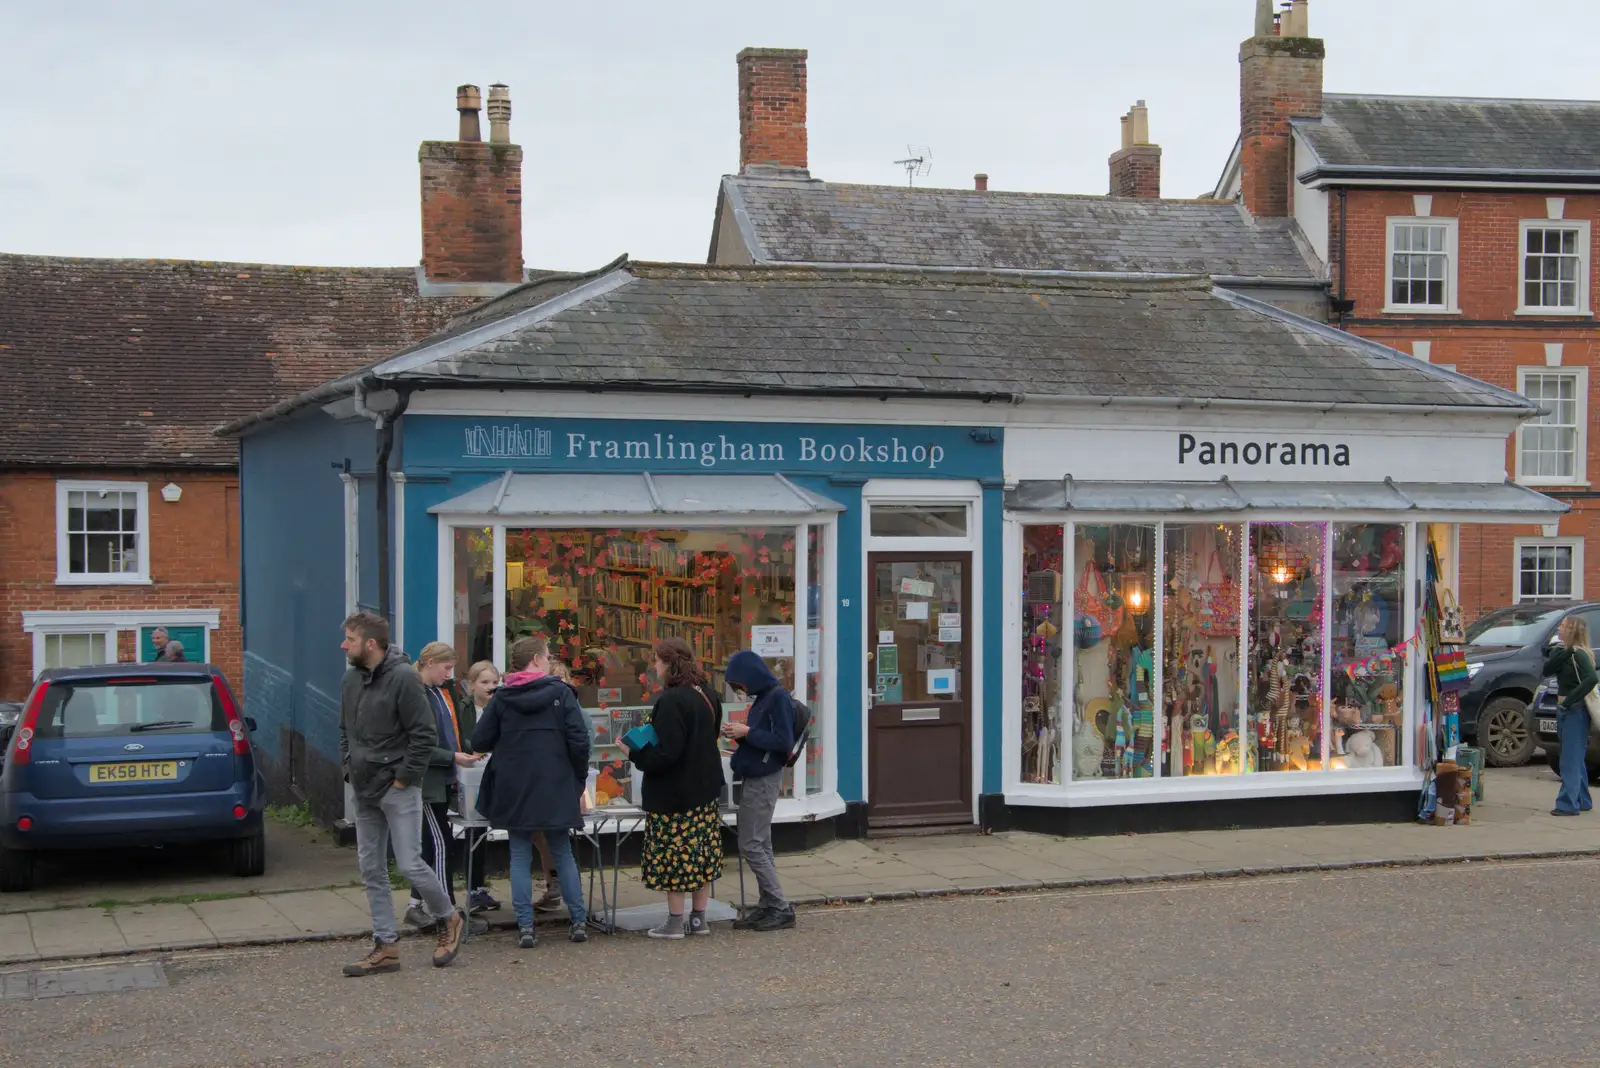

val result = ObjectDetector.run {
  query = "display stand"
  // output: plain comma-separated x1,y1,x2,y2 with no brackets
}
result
449,813,493,942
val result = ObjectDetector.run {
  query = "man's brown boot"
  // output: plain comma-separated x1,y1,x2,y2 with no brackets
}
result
342,940,401,977
533,872,563,913
432,909,465,968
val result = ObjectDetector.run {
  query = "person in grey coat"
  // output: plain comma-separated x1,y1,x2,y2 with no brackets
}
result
337,612,465,977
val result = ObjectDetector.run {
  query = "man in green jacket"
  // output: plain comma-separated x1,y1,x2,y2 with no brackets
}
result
337,612,465,977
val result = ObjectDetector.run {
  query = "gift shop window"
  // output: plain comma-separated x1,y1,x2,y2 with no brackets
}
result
1021,526,1064,784
1161,524,1243,778
500,526,805,804
1247,523,1327,773
1069,525,1157,781
1328,524,1406,770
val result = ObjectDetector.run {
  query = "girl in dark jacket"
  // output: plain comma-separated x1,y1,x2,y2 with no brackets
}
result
620,637,725,939
469,637,591,947
1544,615,1599,816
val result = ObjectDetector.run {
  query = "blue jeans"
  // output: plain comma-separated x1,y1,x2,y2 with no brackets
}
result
1555,708,1593,814
508,830,587,929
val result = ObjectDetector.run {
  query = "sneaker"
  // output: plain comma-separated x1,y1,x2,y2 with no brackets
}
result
468,888,500,915
342,939,401,977
752,906,796,932
646,915,686,940
687,913,712,937
518,926,538,949
533,882,563,914
569,922,589,944
432,909,465,968
731,906,772,931
403,903,433,929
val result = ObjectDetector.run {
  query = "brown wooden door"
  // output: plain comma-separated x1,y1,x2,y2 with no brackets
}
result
866,552,972,827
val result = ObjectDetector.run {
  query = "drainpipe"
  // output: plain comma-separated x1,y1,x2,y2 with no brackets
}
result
1336,187,1349,330
352,382,410,622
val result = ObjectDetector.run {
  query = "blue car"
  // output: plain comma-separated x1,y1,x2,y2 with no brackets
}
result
0,663,266,892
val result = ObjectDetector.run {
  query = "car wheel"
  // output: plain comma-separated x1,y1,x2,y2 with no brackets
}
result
1478,696,1535,766
0,845,34,893
230,830,265,878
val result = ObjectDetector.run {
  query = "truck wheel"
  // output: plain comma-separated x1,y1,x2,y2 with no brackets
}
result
1478,696,1535,766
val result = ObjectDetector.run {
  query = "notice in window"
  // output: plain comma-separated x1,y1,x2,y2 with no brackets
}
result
750,625,794,658
904,601,930,621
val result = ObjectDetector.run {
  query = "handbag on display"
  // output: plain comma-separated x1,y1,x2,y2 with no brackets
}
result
1075,559,1111,646
1196,549,1238,637
1433,648,1470,693
1434,582,1466,644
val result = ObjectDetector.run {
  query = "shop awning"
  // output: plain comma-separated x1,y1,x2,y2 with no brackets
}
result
428,472,845,518
1005,477,1567,518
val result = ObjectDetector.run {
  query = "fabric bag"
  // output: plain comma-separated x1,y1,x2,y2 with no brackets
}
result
1075,560,1110,646
1433,648,1470,693
1196,549,1238,637
1580,649,1600,733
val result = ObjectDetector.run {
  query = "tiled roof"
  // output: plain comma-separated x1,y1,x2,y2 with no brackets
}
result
720,176,1320,280
228,261,1531,431
1295,94,1600,178
0,255,476,467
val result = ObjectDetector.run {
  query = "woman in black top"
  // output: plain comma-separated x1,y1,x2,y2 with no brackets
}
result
621,637,725,939
1544,614,1599,816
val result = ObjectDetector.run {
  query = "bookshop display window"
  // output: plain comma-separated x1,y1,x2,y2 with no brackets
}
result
1162,524,1243,778
1328,523,1406,770
1247,522,1327,773
452,526,495,666
803,523,826,795
1021,525,1064,784
1070,524,1157,781
500,526,802,806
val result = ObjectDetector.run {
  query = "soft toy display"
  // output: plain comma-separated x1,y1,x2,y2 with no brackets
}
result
1343,729,1384,768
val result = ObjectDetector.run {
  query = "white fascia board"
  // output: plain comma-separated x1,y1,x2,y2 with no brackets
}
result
23,608,222,632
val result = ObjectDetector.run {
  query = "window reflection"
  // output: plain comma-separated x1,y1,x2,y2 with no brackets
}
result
1329,523,1405,769
1071,524,1157,780
1162,524,1243,776
1022,526,1064,784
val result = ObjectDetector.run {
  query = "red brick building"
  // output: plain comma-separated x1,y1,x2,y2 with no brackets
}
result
0,82,527,705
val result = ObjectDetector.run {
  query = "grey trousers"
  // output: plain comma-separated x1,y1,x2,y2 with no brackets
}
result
355,783,453,943
737,771,788,910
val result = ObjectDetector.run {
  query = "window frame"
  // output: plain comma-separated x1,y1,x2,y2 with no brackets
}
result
1383,216,1460,315
1512,536,1585,603
55,480,151,585
1515,366,1589,487
1517,219,1591,317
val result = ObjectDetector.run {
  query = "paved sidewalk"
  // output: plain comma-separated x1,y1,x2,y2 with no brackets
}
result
2,764,1594,964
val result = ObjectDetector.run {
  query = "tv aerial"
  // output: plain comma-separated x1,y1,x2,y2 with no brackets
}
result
894,145,932,186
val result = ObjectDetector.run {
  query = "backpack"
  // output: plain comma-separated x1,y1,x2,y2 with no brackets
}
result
784,699,813,768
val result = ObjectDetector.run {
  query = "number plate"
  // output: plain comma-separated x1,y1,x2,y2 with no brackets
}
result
89,761,179,784
1539,718,1557,735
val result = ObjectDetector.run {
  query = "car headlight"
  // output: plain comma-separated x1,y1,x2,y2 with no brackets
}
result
1467,662,1484,679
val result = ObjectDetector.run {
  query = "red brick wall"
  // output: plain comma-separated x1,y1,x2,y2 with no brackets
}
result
737,47,808,172
1238,36,1324,219
1335,188,1600,618
0,470,241,701
418,141,524,284
1109,146,1161,198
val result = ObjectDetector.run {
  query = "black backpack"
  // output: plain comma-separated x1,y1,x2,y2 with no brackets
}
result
784,699,813,768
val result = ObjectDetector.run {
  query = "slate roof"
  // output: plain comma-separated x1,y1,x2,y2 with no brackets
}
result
1294,94,1600,179
224,261,1533,434
717,175,1321,281
0,255,476,467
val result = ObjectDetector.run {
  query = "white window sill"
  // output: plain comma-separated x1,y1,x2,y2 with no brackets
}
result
1004,767,1423,808
1515,478,1590,489
1381,306,1462,316
55,574,153,587
1515,307,1592,317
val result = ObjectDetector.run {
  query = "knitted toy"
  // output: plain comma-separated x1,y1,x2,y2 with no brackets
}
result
1344,729,1384,768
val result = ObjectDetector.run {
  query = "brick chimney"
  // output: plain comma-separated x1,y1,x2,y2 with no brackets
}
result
419,83,523,284
1108,100,1161,198
737,48,808,172
1239,0,1323,217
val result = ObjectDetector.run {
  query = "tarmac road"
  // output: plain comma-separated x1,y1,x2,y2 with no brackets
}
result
4,856,1596,1068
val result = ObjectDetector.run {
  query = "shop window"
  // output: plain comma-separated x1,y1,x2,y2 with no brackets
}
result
1070,524,1156,780
1021,525,1064,784
1328,524,1406,770
1516,368,1587,485
452,527,495,667
803,524,825,795
56,481,149,584
869,504,968,538
1514,537,1583,602
503,527,800,806
1247,523,1326,773
1161,524,1243,777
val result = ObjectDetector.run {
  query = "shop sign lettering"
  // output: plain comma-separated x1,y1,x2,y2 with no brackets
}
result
559,431,946,470
1177,432,1350,468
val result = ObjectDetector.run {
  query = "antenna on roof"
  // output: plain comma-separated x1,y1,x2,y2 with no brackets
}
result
893,145,932,187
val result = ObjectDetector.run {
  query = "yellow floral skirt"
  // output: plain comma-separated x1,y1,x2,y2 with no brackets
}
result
640,799,723,892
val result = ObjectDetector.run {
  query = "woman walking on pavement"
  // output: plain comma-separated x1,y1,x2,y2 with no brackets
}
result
621,637,726,940
1545,615,1598,816
469,637,592,947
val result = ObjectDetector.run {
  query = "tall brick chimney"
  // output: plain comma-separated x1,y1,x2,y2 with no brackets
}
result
1239,0,1323,218
419,83,523,284
1108,100,1161,198
737,48,808,173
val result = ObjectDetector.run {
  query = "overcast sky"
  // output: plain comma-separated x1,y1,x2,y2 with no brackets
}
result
5,1,1599,272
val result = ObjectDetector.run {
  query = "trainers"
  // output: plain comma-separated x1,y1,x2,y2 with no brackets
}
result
752,906,796,932
688,913,712,937
432,909,465,967
518,926,537,949
342,939,401,977
533,881,563,914
468,888,501,915
731,906,771,931
646,915,686,940
403,903,434,929
569,921,588,944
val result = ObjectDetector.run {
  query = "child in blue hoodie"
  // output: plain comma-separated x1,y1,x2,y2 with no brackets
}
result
722,650,798,931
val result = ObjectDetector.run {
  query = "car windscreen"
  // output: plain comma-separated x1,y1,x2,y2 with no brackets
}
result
34,677,224,739
1464,606,1566,648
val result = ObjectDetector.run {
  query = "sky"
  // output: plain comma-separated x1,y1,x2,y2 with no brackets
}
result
5,1,1600,272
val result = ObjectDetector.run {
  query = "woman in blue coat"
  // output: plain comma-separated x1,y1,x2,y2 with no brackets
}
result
470,637,591,947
